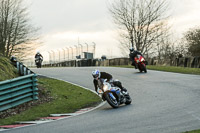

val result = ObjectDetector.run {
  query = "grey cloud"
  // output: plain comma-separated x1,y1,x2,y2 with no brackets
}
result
29,0,110,33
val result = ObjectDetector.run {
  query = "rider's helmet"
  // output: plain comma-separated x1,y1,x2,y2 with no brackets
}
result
37,51,40,54
10,56,17,62
92,69,101,79
129,47,134,52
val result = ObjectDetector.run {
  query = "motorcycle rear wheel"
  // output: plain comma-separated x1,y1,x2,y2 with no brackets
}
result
105,92,119,108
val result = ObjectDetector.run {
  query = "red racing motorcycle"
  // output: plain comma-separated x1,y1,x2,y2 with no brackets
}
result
134,55,147,73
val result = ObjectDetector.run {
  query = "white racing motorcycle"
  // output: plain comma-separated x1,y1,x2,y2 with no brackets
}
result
97,79,132,108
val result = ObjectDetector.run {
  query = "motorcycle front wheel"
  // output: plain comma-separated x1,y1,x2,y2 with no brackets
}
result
105,92,119,108
143,64,147,73
125,94,132,105
139,63,147,73
138,64,142,72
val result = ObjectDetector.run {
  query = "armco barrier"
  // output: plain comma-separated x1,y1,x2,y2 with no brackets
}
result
0,74,38,112
10,58,34,76
16,62,33,76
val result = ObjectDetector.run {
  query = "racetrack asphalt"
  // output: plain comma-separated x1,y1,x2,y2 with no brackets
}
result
3,67,200,133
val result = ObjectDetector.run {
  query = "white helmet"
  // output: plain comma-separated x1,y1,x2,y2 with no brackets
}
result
92,69,101,79
37,51,40,54
129,47,134,52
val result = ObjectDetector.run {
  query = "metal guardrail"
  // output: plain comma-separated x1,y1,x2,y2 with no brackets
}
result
0,74,38,112
16,62,34,76
10,56,34,76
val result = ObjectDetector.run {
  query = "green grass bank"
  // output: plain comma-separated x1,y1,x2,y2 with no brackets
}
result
0,56,19,81
0,76,101,125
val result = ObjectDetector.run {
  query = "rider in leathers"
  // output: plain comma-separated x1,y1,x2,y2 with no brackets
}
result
129,47,143,69
92,70,127,94
35,51,43,63
35,52,43,60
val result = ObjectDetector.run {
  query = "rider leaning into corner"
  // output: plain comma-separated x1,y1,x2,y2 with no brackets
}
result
35,51,43,62
129,47,143,69
92,69,128,95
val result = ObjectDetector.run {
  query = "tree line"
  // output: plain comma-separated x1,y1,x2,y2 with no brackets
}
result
0,0,39,60
108,0,200,59
1,0,199,62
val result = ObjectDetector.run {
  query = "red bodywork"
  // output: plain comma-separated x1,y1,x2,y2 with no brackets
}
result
134,55,146,72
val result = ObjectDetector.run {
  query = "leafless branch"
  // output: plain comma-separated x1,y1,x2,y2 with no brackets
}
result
108,0,170,57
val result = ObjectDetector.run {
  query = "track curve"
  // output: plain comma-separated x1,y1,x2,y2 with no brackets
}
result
4,67,200,133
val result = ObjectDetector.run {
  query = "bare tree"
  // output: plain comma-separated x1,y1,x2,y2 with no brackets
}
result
154,29,173,59
155,36,189,59
184,27,200,56
108,0,170,56
0,0,39,60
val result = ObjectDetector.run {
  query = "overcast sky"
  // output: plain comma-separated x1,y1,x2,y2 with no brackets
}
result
26,0,200,60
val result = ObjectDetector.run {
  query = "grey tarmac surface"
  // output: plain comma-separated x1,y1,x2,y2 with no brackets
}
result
3,67,200,133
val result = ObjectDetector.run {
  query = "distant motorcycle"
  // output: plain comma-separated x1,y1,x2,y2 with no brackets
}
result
35,57,43,68
97,79,132,108
134,55,147,73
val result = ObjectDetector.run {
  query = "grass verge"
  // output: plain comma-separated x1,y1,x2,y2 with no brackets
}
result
183,129,200,133
0,56,19,81
111,65,200,75
147,65,200,75
0,76,101,125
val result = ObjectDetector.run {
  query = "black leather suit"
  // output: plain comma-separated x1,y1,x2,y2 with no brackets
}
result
93,72,126,92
